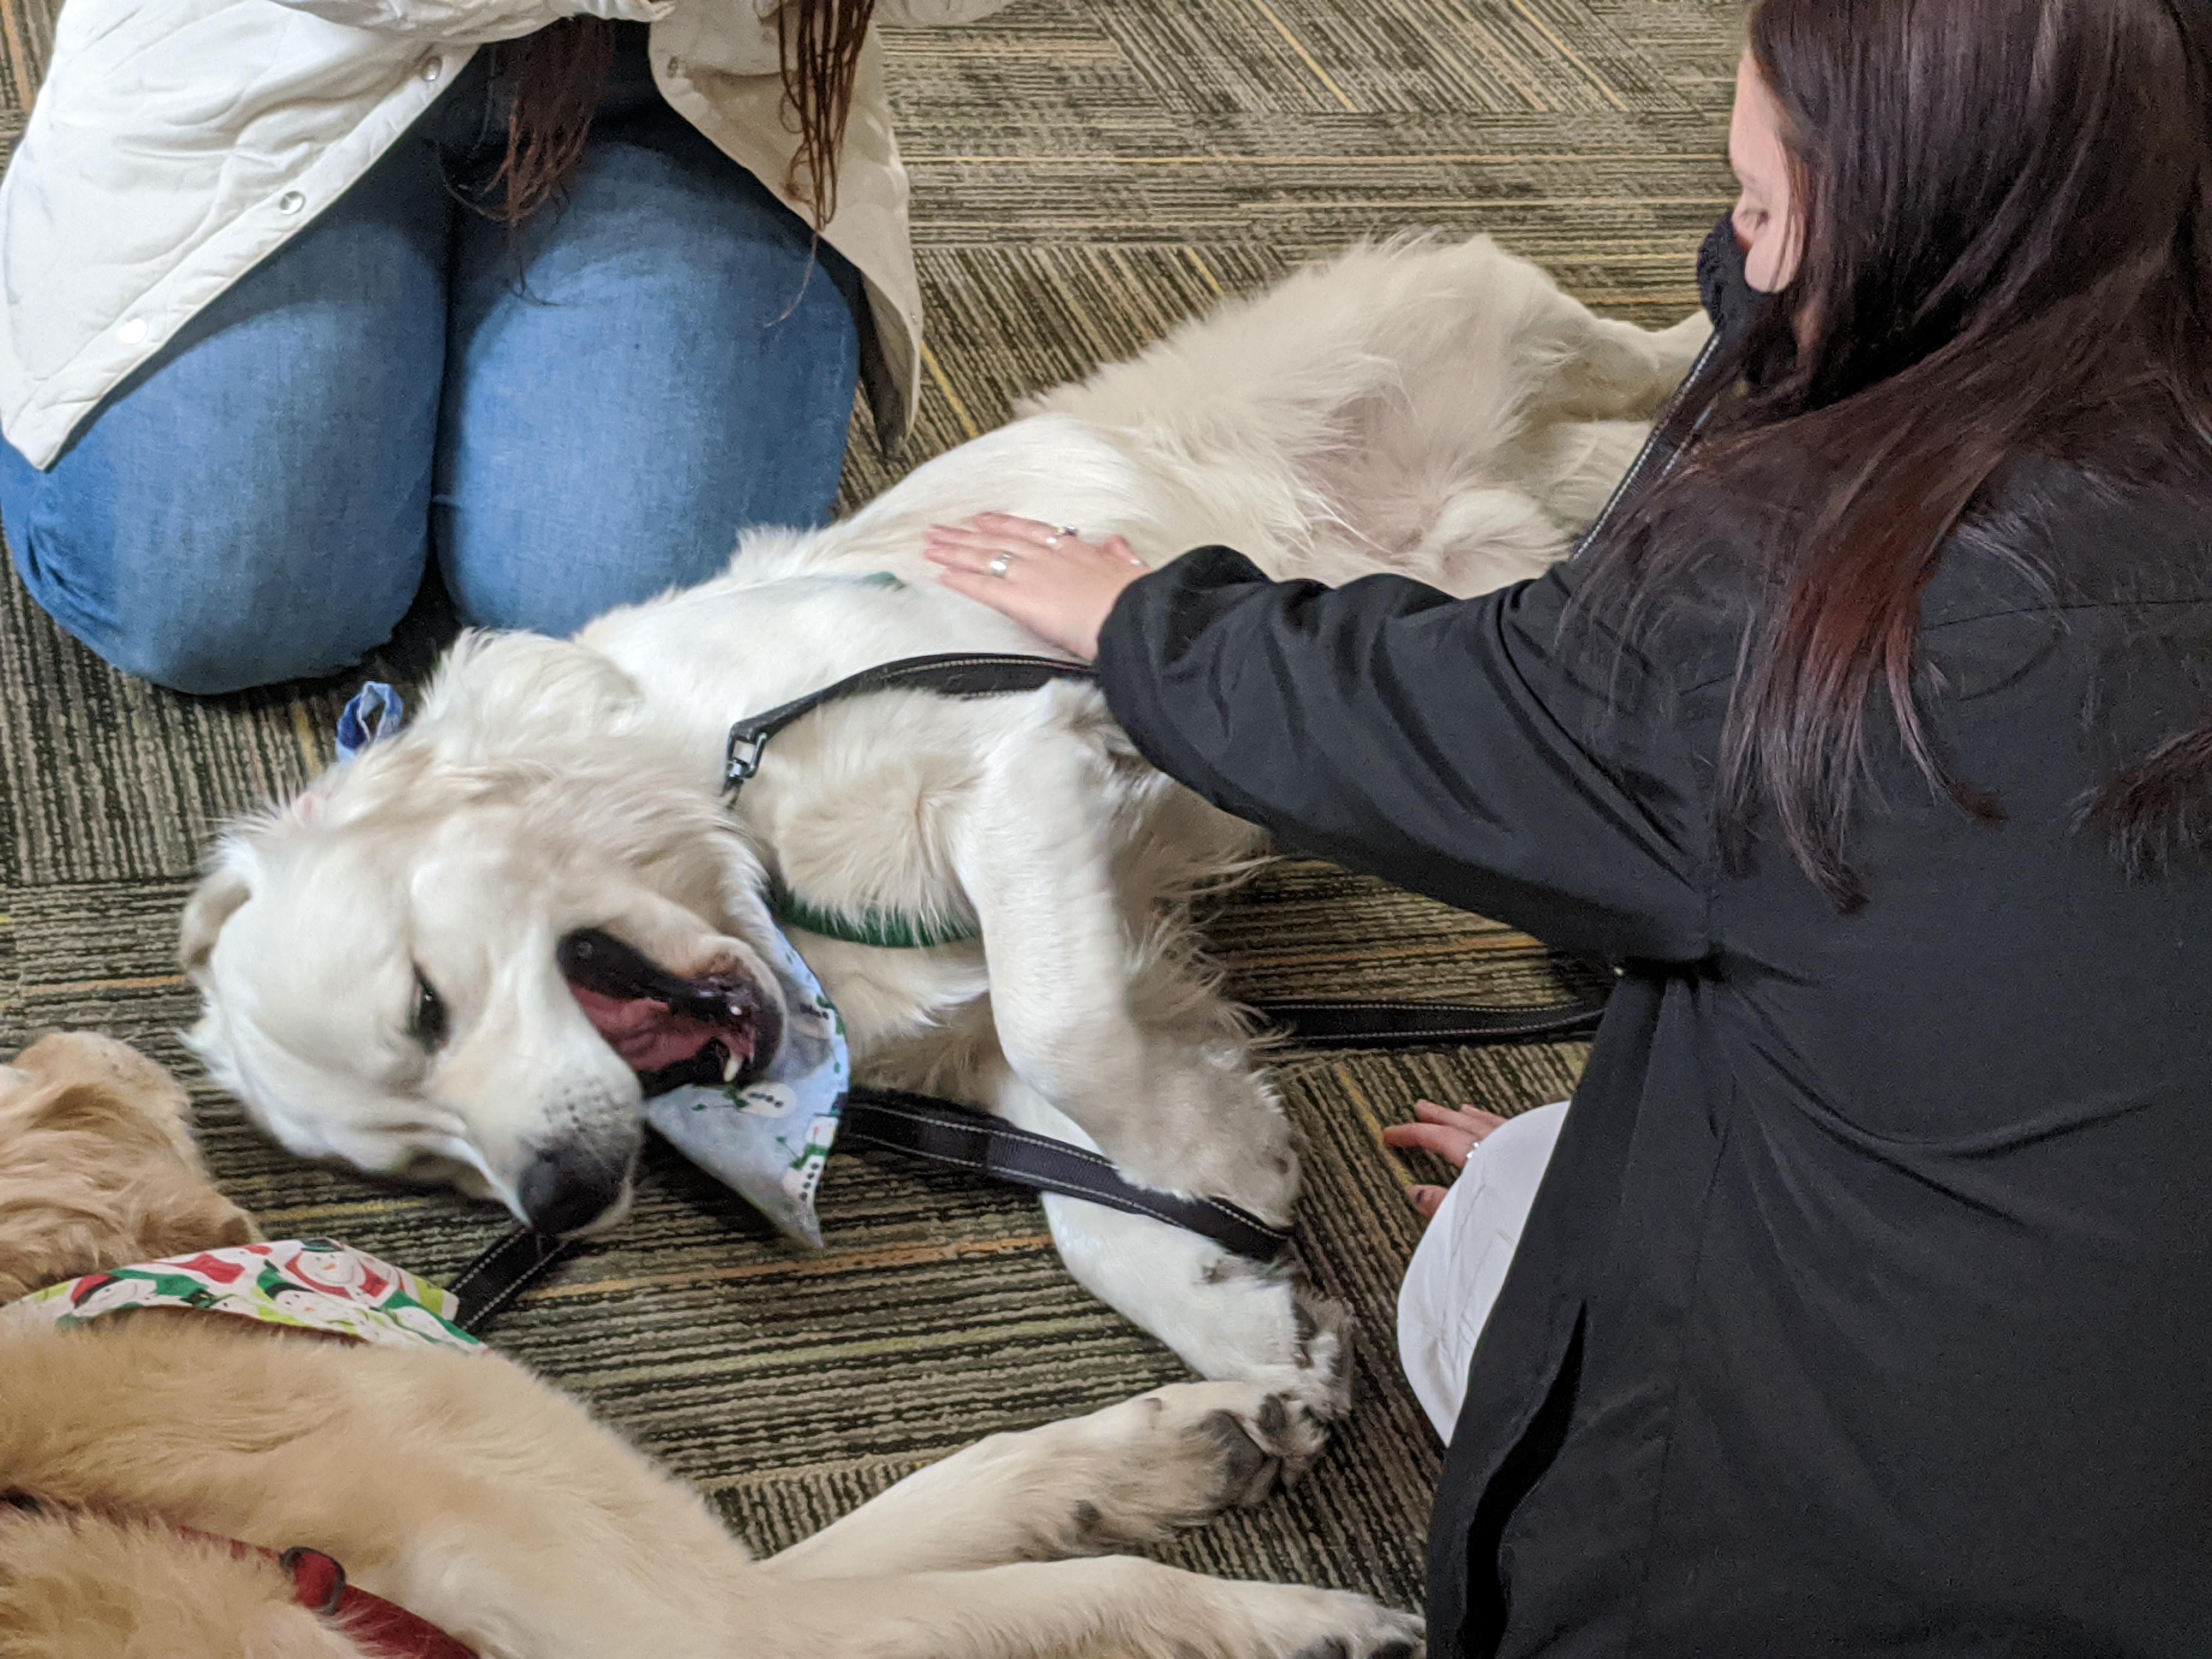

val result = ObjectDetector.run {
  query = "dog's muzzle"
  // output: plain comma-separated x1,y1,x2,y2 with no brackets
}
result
557,928,783,1095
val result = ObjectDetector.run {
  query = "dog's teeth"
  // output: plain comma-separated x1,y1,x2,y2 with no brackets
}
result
722,1053,740,1083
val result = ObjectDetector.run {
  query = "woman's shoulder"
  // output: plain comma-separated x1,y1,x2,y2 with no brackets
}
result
1609,446,2212,674
1928,449,2212,625
1910,451,2212,716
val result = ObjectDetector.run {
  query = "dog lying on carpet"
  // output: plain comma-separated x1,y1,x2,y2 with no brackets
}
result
0,1030,1423,1659
179,234,1708,1403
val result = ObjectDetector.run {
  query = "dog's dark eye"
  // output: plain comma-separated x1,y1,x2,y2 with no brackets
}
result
410,972,449,1052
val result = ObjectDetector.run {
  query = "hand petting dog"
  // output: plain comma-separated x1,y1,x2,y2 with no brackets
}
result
925,514,1152,661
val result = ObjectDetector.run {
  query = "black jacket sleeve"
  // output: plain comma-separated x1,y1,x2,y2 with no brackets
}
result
1095,546,1716,963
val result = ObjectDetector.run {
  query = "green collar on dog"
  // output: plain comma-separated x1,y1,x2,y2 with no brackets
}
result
766,874,981,951
755,573,973,951
752,579,978,946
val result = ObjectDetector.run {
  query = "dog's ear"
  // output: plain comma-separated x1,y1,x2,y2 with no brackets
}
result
179,858,254,978
126,1168,262,1263
0,1055,262,1299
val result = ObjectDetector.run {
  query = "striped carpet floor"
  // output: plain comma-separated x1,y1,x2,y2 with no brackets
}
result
0,0,1739,1609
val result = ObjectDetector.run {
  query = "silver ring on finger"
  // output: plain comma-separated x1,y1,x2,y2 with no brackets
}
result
988,551,1014,578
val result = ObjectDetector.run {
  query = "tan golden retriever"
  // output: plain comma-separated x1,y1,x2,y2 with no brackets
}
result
0,1031,1421,1659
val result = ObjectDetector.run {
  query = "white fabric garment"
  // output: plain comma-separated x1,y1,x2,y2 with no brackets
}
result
0,0,1009,469
1396,1099,1569,1441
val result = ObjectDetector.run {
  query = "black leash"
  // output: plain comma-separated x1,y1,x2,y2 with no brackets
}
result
451,648,1611,1333
1558,322,1727,570
451,1224,580,1333
1248,993,1604,1047
840,1086,1293,1261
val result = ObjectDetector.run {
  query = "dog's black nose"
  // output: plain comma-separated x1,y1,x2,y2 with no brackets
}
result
517,1144,630,1236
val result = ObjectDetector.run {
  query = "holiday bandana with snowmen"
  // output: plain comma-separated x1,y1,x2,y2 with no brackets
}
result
0,1238,484,1353
640,914,848,1248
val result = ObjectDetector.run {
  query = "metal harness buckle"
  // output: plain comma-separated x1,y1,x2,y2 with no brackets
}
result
723,727,767,793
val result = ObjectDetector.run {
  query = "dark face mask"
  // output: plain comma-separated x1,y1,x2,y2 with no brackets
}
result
1566,213,1785,555
1697,210,1770,352
1696,209,1807,396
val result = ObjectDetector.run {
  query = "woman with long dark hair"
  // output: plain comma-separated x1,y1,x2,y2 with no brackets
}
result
928,0,2212,1651
0,0,1002,693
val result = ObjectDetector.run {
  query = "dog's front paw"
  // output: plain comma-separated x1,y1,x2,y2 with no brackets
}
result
1123,1116,1301,1228
1038,1379,1330,1554
1286,1284,1354,1422
1219,1586,1424,1659
1092,1051,1302,1226
1287,1601,1426,1659
1169,1378,1333,1510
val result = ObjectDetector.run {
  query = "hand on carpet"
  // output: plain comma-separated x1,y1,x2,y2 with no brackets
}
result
1383,1099,1506,1220
925,513,1151,661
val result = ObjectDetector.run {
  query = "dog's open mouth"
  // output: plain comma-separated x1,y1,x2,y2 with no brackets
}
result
557,929,782,1095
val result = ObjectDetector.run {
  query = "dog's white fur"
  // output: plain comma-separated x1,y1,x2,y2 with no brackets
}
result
2,1030,1423,1658
182,236,1706,1404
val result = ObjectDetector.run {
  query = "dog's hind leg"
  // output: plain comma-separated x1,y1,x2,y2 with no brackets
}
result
766,1378,1325,1579
1520,302,1711,424
751,1558,1421,1659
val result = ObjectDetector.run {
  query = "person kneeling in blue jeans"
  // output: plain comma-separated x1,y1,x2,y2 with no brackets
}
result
0,3,1007,695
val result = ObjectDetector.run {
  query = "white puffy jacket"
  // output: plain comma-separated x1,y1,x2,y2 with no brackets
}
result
0,0,1007,469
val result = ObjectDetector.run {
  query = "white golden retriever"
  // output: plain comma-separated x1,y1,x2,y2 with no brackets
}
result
182,236,1706,1407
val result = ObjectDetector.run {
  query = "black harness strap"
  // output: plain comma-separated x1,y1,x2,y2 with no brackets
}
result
727,645,1614,1039
725,652,1099,795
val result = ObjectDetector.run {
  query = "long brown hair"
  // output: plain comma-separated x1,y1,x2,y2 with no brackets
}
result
1587,0,2212,910
490,1,877,228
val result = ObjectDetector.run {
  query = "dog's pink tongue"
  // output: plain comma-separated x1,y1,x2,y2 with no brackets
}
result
567,983,725,1074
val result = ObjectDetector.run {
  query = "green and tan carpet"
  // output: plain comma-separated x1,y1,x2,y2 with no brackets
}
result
0,0,1739,1611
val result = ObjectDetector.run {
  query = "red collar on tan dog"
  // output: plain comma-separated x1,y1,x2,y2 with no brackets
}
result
2,1240,484,1654
2,1492,475,1657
